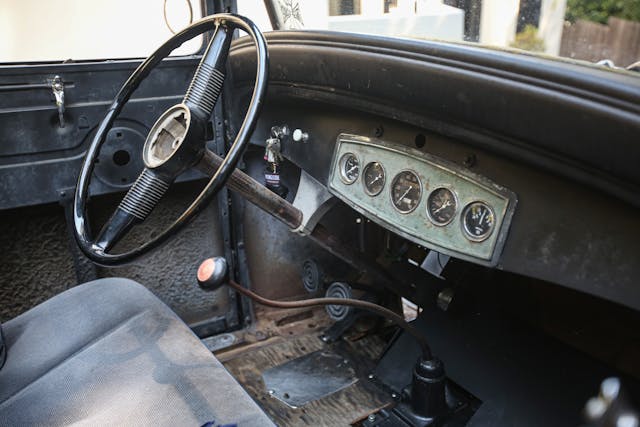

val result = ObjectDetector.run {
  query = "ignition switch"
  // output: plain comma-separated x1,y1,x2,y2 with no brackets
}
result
263,125,289,198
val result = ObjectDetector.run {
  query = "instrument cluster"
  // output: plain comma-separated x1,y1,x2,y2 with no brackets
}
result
329,134,516,266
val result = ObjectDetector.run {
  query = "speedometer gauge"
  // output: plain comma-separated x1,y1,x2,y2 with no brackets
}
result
339,153,359,184
391,170,421,213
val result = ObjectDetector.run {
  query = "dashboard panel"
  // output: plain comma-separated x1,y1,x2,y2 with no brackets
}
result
328,134,517,266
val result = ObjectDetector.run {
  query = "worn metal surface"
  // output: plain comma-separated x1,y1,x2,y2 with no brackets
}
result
263,349,358,408
220,306,392,426
201,148,402,300
0,60,198,211
227,32,640,311
201,332,238,352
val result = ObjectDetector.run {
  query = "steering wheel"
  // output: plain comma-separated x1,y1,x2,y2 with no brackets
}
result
73,14,268,266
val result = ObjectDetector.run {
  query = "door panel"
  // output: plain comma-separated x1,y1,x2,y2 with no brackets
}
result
0,58,206,209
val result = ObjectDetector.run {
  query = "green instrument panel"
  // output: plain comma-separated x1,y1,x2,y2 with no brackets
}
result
328,134,517,266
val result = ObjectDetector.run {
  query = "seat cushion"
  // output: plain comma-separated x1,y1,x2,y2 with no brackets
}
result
0,278,274,426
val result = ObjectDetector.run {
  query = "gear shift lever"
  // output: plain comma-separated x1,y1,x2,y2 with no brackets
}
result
410,357,448,420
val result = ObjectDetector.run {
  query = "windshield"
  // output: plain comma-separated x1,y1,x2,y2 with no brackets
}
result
238,0,640,73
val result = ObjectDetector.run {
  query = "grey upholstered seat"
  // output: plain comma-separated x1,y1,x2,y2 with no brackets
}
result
0,278,274,426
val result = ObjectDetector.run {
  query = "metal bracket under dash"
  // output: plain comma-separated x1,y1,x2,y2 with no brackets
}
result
290,170,336,235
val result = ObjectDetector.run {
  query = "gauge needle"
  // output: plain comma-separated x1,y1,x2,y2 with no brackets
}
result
347,165,358,174
370,174,382,184
433,200,451,214
397,186,412,203
478,209,486,225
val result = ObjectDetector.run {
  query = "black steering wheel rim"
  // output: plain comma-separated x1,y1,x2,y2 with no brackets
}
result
73,14,268,266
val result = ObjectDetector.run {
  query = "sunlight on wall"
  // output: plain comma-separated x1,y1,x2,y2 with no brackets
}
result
0,0,203,63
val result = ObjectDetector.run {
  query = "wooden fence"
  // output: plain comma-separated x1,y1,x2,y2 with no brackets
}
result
560,17,640,67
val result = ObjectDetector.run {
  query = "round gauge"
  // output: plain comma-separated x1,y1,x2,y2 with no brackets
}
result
339,153,359,184
391,170,422,213
427,187,457,226
462,201,496,241
363,162,385,196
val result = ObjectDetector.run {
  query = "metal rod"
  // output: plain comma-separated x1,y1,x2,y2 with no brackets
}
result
196,149,303,229
262,0,282,30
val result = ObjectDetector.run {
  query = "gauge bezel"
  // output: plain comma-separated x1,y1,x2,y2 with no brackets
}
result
426,186,458,226
461,200,496,242
339,152,360,185
390,169,422,214
362,161,386,196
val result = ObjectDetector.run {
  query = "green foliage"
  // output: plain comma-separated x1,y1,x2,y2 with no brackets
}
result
510,25,546,52
565,0,640,24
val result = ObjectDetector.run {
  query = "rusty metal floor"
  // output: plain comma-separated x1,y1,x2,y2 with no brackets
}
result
216,306,393,426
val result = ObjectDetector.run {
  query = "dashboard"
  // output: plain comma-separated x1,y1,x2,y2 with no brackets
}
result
328,134,517,266
229,30,640,311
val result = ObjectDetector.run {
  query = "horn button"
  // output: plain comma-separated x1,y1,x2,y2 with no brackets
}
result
143,104,201,172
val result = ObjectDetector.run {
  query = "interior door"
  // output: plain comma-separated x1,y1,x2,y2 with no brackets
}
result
0,0,243,336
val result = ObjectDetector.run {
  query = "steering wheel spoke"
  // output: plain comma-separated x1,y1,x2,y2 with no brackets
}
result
94,168,172,252
183,22,233,120
118,168,172,222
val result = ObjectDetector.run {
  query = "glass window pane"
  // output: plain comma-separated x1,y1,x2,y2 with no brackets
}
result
0,0,203,63
238,0,640,73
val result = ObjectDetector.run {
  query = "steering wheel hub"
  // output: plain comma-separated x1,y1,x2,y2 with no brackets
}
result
145,105,190,168
143,104,204,177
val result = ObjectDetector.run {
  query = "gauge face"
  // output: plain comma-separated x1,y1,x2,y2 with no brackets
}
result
339,153,359,184
391,170,422,213
427,187,457,226
462,201,495,241
363,162,385,196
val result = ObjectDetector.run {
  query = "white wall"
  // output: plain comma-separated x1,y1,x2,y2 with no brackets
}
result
0,0,202,63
